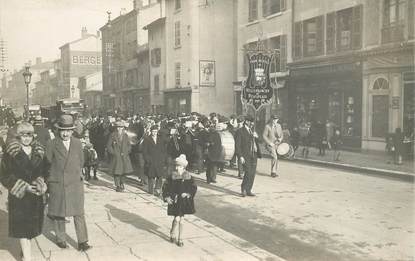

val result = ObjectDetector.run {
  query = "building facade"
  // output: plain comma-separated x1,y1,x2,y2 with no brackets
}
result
289,0,414,150
59,27,102,100
163,0,237,115
101,1,162,115
78,71,103,115
236,0,292,134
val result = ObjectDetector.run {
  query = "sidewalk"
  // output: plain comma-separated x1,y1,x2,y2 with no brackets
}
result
0,173,284,261
260,144,414,181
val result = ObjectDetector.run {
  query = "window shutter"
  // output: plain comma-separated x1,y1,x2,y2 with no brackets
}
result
294,21,303,59
263,0,269,17
316,16,324,55
326,12,336,53
280,35,287,72
352,5,363,49
280,0,286,11
409,0,414,39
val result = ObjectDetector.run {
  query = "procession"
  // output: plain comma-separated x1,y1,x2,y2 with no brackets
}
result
1,0,414,260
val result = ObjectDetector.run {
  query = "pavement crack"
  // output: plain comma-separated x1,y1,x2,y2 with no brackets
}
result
34,237,48,260
129,247,143,260
95,222,119,244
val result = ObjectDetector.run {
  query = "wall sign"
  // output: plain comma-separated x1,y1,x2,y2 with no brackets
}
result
199,60,215,87
392,96,400,109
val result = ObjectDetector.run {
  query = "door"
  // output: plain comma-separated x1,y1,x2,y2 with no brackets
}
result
372,95,389,138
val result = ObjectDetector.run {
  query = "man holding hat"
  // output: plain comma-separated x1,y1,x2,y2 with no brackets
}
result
45,114,92,251
235,115,261,197
262,114,283,178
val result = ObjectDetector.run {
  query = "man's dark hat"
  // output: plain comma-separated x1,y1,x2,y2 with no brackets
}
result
55,114,75,130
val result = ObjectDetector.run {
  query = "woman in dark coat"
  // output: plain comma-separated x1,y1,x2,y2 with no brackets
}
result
162,154,197,247
106,120,134,192
142,125,167,195
0,122,48,261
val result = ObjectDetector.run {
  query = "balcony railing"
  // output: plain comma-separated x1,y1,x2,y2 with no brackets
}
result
381,24,405,44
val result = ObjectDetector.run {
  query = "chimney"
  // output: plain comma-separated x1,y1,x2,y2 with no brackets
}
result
120,8,127,15
36,57,42,65
81,27,88,38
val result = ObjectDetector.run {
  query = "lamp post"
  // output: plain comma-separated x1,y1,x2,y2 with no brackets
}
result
22,65,32,120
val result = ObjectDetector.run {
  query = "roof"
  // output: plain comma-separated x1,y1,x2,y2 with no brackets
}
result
143,17,166,30
100,9,137,31
59,34,100,49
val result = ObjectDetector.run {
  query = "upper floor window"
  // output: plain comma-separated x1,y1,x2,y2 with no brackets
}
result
175,63,181,87
175,0,181,10
302,16,323,57
174,21,181,47
151,48,161,67
248,0,258,22
382,0,407,43
262,0,286,17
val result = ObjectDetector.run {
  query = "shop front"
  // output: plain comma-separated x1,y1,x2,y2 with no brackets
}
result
164,88,192,114
289,61,363,149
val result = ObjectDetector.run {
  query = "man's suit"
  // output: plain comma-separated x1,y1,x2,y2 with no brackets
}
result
46,137,88,245
262,122,283,175
235,126,261,194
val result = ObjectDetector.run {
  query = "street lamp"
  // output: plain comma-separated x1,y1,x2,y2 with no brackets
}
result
22,65,32,120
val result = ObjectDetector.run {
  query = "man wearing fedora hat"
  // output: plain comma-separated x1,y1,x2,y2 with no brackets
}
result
45,114,92,251
106,120,133,192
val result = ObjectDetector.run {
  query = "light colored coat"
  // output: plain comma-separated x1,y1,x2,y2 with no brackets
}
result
46,137,85,217
262,122,283,146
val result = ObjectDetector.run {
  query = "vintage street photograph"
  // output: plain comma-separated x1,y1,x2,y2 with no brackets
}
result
0,0,414,260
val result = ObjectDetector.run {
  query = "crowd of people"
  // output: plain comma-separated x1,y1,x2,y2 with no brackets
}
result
0,109,411,260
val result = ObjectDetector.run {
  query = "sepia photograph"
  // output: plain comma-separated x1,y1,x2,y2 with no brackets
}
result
0,0,414,260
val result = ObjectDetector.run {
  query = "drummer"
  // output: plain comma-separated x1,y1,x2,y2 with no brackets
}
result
262,115,283,178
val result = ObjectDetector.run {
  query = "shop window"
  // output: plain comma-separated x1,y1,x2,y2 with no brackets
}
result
262,0,286,17
175,62,181,87
248,0,258,22
174,21,181,47
382,0,406,43
372,95,389,138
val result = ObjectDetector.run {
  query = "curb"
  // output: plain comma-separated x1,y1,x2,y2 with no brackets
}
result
261,153,414,182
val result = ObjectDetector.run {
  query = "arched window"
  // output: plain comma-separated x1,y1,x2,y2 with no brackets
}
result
373,78,389,90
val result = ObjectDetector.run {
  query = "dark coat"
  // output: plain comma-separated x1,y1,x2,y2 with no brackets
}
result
46,137,85,217
207,129,223,162
162,172,197,217
34,125,51,147
0,142,48,238
142,135,167,178
235,127,262,159
106,131,133,175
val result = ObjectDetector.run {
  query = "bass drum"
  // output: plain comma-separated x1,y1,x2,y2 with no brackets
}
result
219,131,235,161
276,142,294,158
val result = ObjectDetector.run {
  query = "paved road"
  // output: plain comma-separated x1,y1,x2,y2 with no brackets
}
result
191,158,414,261
0,157,413,261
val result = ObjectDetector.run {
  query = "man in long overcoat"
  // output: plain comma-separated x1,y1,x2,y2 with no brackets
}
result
142,125,167,195
106,120,133,192
235,115,262,197
45,114,92,251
